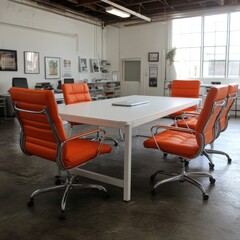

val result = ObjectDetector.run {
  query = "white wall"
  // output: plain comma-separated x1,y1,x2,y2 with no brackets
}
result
0,0,104,93
0,1,174,97
106,22,168,96
2,1,235,97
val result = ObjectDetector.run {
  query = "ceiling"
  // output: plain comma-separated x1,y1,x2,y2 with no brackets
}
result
17,0,240,26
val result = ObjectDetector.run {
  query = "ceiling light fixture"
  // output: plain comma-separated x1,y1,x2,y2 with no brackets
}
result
101,0,151,22
106,6,130,18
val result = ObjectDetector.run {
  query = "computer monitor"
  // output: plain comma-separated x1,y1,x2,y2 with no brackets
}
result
64,78,74,84
12,78,29,89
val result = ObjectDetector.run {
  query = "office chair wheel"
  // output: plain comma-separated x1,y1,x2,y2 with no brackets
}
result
227,158,232,164
151,189,156,196
27,198,34,207
209,177,216,184
59,211,66,220
209,162,215,170
184,161,189,167
202,193,209,200
103,191,111,199
150,174,156,184
55,176,62,185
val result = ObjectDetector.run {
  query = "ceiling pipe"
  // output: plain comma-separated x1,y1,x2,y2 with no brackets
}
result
101,0,151,22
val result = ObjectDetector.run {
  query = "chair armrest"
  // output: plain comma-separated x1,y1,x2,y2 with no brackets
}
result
57,128,107,170
174,112,200,121
64,128,105,143
150,124,204,155
151,124,195,136
173,113,199,128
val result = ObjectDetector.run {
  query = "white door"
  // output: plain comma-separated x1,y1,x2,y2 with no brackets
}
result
121,59,142,96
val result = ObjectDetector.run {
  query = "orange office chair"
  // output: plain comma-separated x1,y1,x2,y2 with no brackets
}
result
143,85,228,200
9,87,112,220
175,83,238,169
169,80,201,118
62,83,119,146
61,82,91,136
204,83,238,164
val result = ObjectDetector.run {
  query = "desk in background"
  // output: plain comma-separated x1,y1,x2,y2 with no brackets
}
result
0,93,14,117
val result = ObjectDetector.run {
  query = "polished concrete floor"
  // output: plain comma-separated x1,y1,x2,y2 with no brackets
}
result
0,115,239,240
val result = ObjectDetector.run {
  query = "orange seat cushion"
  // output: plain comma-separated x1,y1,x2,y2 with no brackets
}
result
144,130,199,159
63,139,112,168
176,117,198,129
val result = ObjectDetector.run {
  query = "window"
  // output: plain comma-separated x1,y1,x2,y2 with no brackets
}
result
172,17,201,79
228,12,240,78
171,12,240,79
203,14,227,78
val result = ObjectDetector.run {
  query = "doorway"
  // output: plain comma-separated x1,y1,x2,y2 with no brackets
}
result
121,59,142,96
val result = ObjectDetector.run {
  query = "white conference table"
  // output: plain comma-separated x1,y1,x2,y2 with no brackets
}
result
58,95,200,201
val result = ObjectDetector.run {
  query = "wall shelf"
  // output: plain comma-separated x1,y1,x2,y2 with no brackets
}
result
87,81,121,100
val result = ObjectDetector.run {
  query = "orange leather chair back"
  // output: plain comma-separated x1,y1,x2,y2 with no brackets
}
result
219,83,238,132
171,80,200,98
62,83,91,105
10,87,112,170
170,80,200,113
9,87,67,162
195,85,228,146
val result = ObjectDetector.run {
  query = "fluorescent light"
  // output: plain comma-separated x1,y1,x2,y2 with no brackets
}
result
102,0,151,22
106,6,130,18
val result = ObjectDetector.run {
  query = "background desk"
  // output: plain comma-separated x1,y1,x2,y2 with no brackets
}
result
58,95,201,201
0,93,14,117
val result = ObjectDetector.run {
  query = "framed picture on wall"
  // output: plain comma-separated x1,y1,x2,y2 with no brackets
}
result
79,57,88,72
90,58,100,73
149,66,158,87
44,57,61,79
0,49,18,71
24,51,39,74
148,52,159,62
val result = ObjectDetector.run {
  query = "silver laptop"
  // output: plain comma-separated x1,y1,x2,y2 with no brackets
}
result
112,100,149,107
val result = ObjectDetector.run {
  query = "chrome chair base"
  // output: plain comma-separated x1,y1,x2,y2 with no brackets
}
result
27,174,109,220
150,159,215,200
202,150,215,170
205,148,232,164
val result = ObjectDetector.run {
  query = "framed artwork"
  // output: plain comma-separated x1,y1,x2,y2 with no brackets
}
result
44,57,61,79
0,49,18,71
63,59,72,77
24,51,39,74
79,57,88,72
148,52,159,62
149,66,158,87
90,58,100,73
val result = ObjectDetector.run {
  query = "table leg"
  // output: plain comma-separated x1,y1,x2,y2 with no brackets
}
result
123,125,132,201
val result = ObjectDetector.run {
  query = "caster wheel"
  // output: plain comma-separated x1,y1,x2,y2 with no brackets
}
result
185,161,189,167
227,158,232,164
163,153,168,158
55,179,62,185
202,193,209,200
209,163,215,170
150,174,156,184
209,177,216,184
151,189,156,196
27,198,34,207
103,191,111,199
59,211,66,220
55,175,62,185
